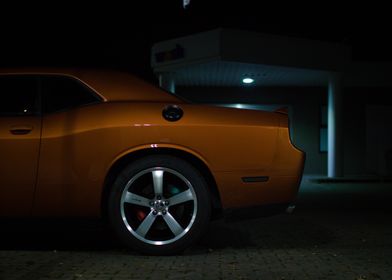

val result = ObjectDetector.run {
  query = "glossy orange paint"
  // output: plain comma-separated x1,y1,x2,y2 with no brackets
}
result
0,69,305,218
0,116,41,216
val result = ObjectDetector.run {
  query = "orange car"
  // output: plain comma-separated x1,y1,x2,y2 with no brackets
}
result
0,69,304,254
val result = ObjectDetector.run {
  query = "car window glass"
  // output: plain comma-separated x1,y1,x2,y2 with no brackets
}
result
0,75,39,116
42,75,100,113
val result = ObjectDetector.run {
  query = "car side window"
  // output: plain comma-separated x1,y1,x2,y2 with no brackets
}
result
0,75,39,116
41,75,101,114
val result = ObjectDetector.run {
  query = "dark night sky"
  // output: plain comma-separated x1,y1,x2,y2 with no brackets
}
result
1,1,391,83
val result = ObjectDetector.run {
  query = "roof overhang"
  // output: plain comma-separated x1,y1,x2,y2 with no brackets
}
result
151,28,352,87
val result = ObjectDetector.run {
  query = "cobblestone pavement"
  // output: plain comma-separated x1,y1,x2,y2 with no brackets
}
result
1,181,392,280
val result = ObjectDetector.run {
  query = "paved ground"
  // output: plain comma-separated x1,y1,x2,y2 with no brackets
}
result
1,179,392,280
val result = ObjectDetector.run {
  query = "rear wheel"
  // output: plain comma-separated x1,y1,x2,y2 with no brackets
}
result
108,155,211,255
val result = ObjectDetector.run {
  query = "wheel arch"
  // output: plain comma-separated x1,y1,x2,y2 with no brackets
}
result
101,146,222,221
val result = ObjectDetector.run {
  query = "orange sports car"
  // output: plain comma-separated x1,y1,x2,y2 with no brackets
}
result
0,69,304,254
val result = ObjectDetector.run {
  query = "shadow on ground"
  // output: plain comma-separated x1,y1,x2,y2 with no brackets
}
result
0,215,336,255
0,181,391,254
0,219,121,251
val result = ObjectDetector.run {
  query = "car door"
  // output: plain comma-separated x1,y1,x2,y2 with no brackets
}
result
33,75,102,216
0,75,41,217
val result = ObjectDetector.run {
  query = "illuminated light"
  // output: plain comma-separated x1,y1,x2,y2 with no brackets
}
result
242,77,254,84
183,0,191,8
23,109,27,113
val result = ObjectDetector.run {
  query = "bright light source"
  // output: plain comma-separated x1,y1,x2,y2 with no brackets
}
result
242,77,254,84
183,0,191,8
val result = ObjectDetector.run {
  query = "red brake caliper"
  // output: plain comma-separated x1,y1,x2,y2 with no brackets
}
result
136,209,147,221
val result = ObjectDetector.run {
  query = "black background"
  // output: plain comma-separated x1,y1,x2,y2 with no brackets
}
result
1,1,390,83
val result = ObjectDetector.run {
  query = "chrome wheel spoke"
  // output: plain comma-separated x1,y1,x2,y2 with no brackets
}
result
169,189,194,206
123,192,150,207
152,170,164,196
163,212,184,236
136,211,156,237
120,167,197,245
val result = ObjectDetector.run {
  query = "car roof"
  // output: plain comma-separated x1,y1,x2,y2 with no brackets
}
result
0,68,181,103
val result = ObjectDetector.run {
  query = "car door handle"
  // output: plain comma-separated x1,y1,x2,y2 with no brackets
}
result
9,126,33,135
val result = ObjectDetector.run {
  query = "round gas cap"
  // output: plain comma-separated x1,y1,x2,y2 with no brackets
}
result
162,105,183,122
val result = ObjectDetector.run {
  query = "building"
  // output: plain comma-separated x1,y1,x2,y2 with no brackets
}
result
151,28,392,178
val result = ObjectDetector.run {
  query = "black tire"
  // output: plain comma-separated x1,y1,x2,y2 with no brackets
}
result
108,155,211,255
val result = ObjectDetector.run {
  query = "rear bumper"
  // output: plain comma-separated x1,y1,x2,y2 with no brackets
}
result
215,172,304,210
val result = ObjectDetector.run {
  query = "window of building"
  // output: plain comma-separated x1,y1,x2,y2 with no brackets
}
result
0,75,39,116
41,75,101,114
320,105,328,152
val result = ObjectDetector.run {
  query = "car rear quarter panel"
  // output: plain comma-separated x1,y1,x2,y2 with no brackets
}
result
215,113,305,209
33,102,281,216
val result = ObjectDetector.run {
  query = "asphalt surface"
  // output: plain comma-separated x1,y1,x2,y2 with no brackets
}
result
1,178,391,280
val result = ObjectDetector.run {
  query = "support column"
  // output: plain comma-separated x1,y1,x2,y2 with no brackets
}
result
328,74,344,177
159,73,176,94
